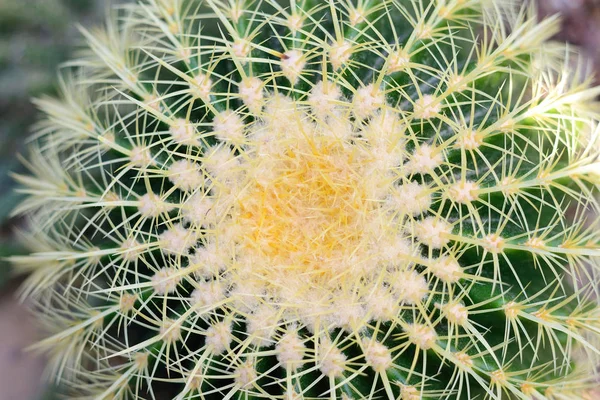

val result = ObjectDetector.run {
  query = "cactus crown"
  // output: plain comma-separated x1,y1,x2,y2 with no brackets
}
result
10,0,600,399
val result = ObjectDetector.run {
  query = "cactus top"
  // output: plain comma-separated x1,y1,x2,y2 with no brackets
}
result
10,0,600,399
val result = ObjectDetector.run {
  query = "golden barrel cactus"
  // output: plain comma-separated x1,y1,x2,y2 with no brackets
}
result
10,0,600,398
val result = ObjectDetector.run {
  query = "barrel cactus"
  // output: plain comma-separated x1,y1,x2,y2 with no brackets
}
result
10,0,600,398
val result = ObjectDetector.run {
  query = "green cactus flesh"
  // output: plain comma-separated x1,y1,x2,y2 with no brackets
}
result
10,0,600,399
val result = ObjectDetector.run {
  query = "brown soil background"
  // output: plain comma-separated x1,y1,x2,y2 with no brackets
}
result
539,0,600,80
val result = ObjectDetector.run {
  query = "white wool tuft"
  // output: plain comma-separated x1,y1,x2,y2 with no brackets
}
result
414,216,452,249
205,321,232,354
280,50,305,85
318,339,347,377
151,267,182,294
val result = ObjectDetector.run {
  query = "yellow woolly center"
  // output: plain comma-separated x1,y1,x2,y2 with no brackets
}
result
196,94,430,330
235,135,373,279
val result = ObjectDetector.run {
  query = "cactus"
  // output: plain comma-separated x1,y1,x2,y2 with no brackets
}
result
9,0,600,398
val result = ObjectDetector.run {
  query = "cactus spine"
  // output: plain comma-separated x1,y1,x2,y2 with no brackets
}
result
10,0,600,399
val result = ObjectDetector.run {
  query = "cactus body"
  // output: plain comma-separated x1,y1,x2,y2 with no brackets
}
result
10,0,600,399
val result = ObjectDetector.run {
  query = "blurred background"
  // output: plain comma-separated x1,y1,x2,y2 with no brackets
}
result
0,1,110,398
0,0,599,399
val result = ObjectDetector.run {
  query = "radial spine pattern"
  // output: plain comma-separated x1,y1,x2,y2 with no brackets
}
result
10,0,600,399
